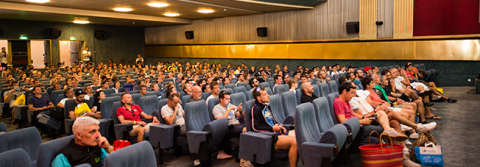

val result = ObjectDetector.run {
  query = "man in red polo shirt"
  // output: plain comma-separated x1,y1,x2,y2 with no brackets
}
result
116,93,159,142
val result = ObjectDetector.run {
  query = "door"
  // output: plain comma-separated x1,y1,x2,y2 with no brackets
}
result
30,40,46,69
10,40,29,68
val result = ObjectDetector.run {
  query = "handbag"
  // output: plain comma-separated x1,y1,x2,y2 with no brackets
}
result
113,140,131,151
359,131,404,167
415,142,444,166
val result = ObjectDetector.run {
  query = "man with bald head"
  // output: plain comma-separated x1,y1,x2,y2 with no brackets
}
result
300,82,318,104
188,86,204,102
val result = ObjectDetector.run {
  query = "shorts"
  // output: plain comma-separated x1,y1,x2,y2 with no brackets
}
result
130,123,152,136
399,93,410,102
1,63,7,67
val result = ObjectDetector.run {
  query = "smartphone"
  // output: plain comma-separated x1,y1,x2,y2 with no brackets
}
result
13,86,20,91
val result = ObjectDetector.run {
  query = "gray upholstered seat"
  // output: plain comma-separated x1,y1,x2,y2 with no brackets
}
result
281,91,298,120
37,135,75,167
233,86,246,96
259,82,270,89
274,84,287,96
318,83,331,97
0,148,32,167
327,81,338,93
104,141,157,167
0,127,42,166
269,94,294,125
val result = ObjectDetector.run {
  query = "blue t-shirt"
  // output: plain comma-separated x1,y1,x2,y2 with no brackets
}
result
28,95,51,108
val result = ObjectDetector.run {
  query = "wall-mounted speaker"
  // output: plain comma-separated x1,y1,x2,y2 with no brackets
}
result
50,28,62,38
346,22,359,33
95,30,105,39
257,27,267,37
185,31,194,39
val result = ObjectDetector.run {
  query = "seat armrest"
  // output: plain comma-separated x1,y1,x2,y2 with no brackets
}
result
320,124,348,151
114,123,132,140
65,119,75,135
301,142,338,167
187,131,212,154
239,132,273,164
149,124,179,149
342,117,360,142
283,113,295,125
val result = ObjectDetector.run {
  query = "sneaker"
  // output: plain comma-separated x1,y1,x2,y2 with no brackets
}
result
240,159,254,167
416,122,437,133
431,107,437,111
409,133,419,139
401,124,413,131
405,139,412,145
383,129,408,141
403,159,421,167
447,98,457,103
217,152,233,160
424,101,434,106
194,159,201,166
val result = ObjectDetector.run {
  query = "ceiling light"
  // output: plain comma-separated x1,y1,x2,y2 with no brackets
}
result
73,20,89,24
73,17,89,24
148,2,168,7
164,13,180,17
114,8,133,12
26,0,49,3
198,9,214,14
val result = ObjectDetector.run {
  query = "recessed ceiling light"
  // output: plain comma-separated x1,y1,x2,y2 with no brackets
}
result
198,9,214,14
26,0,49,3
148,2,168,7
114,8,133,12
73,20,89,24
73,17,89,24
164,13,180,17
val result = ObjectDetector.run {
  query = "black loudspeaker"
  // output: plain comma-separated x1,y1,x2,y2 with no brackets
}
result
346,22,359,33
95,30,105,39
185,31,194,40
257,27,267,37
50,28,62,38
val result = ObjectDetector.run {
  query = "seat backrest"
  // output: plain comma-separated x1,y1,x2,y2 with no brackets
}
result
181,95,193,110
339,73,346,78
157,99,169,124
233,86,246,95
333,73,340,80
139,95,160,115
103,89,116,97
207,97,219,121
269,94,286,123
104,141,156,167
274,84,287,96
37,135,75,167
112,101,124,124
202,91,212,100
0,148,31,167
0,122,7,133
326,92,340,124
259,82,270,89
92,86,101,91
225,83,235,89
64,99,76,119
312,97,335,132
57,94,66,104
419,63,425,70
327,81,338,93
281,91,298,118
111,92,124,97
0,127,42,161
184,101,211,132
131,93,142,105
51,90,63,105
220,88,233,94
230,93,247,114
294,103,323,161
101,96,122,120
145,91,160,96
243,100,255,132
295,88,302,104
265,87,273,95
245,90,253,101
312,84,320,97
318,83,330,97
236,82,247,89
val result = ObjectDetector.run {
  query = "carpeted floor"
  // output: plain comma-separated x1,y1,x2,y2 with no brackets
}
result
1,86,478,167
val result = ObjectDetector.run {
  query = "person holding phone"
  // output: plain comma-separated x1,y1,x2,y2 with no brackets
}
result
4,81,23,122
52,117,114,167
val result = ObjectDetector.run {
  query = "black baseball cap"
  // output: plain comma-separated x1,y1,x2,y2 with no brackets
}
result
75,89,86,96
348,65,355,69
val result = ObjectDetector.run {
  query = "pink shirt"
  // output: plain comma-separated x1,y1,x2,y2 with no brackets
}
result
333,97,355,122
116,105,143,122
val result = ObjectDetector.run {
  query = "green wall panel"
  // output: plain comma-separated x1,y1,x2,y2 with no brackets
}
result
0,19,145,66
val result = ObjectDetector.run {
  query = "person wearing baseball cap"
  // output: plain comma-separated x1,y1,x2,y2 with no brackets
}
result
348,65,356,73
67,89,99,120
364,66,373,77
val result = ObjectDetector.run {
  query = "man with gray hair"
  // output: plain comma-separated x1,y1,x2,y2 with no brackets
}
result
52,117,114,167
188,86,204,102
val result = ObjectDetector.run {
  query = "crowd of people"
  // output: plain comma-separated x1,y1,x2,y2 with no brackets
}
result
0,59,456,167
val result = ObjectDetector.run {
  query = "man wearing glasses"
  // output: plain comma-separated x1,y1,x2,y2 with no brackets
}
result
116,93,160,142
188,86,204,102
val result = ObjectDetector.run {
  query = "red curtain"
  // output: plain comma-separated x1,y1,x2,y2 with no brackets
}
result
413,0,480,36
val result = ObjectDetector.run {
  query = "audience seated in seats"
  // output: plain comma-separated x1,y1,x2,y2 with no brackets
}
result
287,79,298,93
58,88,76,108
5,81,24,123
201,83,211,93
248,78,259,91
161,93,187,136
188,86,204,103
116,93,160,142
252,87,298,167
29,86,54,119
92,90,105,112
300,82,318,104
212,90,246,159
52,117,114,167
354,69,364,88
316,70,331,84
206,81,220,104
84,84,94,100
139,85,148,97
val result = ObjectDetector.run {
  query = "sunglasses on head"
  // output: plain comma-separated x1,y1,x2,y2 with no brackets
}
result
346,84,356,92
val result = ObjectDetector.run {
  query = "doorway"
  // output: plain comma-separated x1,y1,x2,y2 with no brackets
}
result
10,40,29,69
59,40,84,67
30,40,49,69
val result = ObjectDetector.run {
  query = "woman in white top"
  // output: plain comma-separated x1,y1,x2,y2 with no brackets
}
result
330,66,339,75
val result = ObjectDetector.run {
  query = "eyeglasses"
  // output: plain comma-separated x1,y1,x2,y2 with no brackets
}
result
346,84,356,92
220,90,229,94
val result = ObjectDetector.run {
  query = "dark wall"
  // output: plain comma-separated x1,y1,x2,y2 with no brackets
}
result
146,57,479,87
414,0,480,36
0,19,145,66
